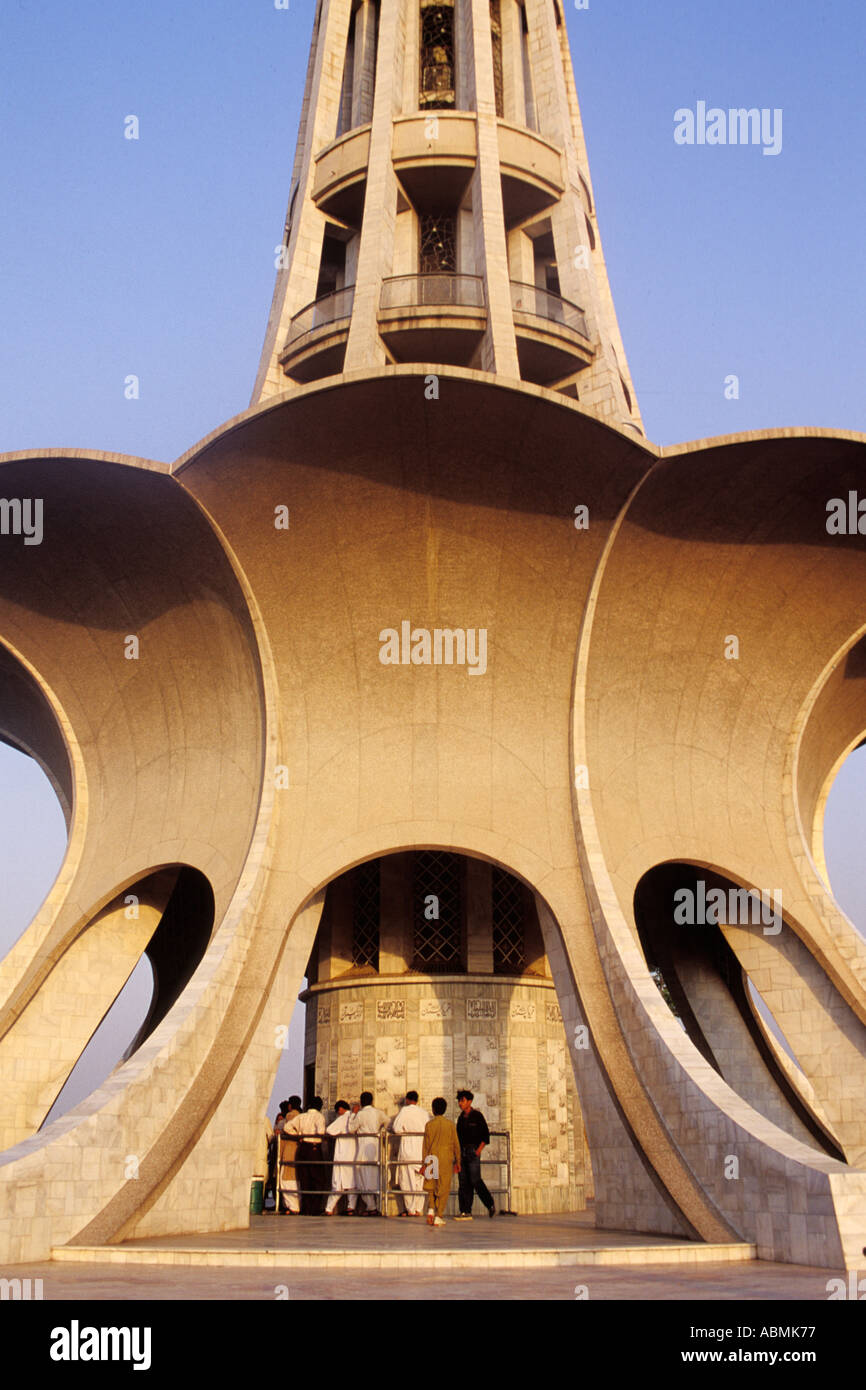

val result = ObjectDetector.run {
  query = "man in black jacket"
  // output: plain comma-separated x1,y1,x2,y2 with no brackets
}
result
454,1089,495,1219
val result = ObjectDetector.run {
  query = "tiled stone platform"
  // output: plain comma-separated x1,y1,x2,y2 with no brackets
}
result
52,1212,755,1271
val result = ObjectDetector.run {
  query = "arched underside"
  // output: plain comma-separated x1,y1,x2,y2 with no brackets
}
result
0,449,269,1259
634,861,845,1163
0,377,864,1267
575,428,866,1268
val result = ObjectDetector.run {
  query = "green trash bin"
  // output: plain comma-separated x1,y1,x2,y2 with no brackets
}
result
250,1178,264,1215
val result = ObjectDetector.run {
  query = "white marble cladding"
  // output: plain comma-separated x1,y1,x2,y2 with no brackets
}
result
304,976,588,1213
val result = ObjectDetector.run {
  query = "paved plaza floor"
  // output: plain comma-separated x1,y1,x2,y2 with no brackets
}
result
7,1255,842,1301
9,1211,848,1300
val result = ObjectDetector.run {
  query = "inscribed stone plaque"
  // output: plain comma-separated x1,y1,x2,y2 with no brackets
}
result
317,1003,331,1025
375,1035,406,1111
466,1035,500,1122
419,1034,453,1110
546,1039,569,1186
376,999,405,1021
420,998,453,1020
339,1000,364,1024
315,1039,329,1099
510,1036,540,1186
340,1037,362,1099
545,1002,562,1024
467,998,497,1021
510,999,536,1022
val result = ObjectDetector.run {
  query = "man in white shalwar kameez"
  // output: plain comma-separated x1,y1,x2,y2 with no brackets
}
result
348,1091,390,1215
391,1091,430,1216
278,1096,302,1214
325,1100,358,1215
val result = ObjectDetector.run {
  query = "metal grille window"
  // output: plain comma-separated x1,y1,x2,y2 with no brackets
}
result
419,213,457,272
352,860,380,969
413,851,462,972
490,0,504,118
420,3,455,108
492,867,526,973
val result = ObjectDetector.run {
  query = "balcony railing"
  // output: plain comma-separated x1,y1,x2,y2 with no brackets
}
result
380,273,486,311
510,281,589,339
288,285,356,344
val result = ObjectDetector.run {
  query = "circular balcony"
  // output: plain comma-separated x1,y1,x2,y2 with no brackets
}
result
510,281,594,386
378,273,487,366
391,113,477,211
497,121,564,228
312,127,371,228
279,285,355,383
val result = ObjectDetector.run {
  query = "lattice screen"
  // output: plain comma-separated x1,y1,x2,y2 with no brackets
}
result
351,859,380,969
413,850,463,972
419,213,457,273
420,4,455,108
492,866,526,973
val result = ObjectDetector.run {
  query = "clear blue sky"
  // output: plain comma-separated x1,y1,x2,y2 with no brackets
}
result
1,0,865,1120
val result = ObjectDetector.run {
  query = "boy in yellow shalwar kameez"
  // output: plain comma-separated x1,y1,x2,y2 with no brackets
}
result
420,1097,461,1226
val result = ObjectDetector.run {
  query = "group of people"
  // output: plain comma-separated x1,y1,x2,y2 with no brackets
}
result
265,1089,496,1226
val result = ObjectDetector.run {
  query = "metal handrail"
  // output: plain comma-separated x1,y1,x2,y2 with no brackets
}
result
380,273,486,311
509,280,589,338
267,1127,512,1214
288,285,356,344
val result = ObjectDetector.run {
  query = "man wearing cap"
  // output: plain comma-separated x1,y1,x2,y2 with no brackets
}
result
421,1097,461,1227
287,1095,327,1214
391,1090,430,1216
348,1091,390,1215
325,1100,358,1216
278,1095,303,1214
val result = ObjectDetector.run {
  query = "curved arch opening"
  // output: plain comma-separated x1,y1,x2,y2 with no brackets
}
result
0,742,67,964
634,862,844,1162
37,866,215,1131
40,954,155,1127
822,742,866,938
267,848,590,1216
0,641,73,966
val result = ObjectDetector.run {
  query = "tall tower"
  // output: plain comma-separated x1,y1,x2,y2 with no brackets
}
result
253,0,642,430
253,0,642,1213
1,4,865,1271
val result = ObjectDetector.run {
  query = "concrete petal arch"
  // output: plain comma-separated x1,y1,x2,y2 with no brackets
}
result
572,428,866,1266
1,384,866,1267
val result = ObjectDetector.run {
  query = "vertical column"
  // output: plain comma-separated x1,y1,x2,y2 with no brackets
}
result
466,858,494,972
352,0,379,127
523,0,632,421
323,874,355,979
344,0,406,370
401,0,420,112
463,0,520,376
500,0,526,126
555,16,642,430
380,853,412,973
506,225,534,283
339,26,355,135
252,0,355,399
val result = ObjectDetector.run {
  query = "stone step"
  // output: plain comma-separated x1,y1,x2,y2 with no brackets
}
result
52,1240,756,1271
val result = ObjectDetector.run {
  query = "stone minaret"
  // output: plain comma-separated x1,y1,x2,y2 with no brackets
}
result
250,0,648,1213
253,0,642,432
